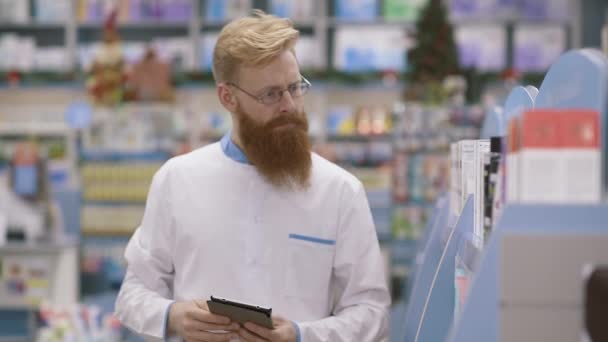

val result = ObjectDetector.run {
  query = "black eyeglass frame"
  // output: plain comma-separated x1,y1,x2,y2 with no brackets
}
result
226,76,312,105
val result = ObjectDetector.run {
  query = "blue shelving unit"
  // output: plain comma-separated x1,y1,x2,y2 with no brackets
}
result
412,196,473,342
448,204,608,342
390,195,450,342
393,195,471,342
392,48,608,342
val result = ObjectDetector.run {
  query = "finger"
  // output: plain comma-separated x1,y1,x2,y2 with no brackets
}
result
187,308,232,325
238,327,268,342
243,322,272,339
197,322,240,332
194,299,209,310
270,315,286,327
184,317,239,332
186,330,238,342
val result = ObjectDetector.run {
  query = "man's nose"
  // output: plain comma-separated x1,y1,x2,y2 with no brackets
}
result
278,90,296,114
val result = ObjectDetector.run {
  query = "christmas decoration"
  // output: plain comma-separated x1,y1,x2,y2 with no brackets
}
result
405,0,460,103
126,46,175,102
86,9,126,106
6,69,21,86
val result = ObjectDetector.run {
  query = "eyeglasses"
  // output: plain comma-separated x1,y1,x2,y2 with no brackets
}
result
227,76,311,105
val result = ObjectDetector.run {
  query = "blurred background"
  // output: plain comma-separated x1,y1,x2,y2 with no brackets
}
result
0,0,607,341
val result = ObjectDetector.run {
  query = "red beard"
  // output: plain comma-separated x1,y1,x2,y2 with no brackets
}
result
235,104,312,191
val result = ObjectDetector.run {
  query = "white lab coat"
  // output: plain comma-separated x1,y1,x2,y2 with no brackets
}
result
115,141,390,341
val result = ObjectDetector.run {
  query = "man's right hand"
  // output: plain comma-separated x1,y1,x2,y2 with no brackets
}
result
168,299,240,342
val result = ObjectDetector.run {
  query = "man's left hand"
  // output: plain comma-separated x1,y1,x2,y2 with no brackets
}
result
238,316,297,342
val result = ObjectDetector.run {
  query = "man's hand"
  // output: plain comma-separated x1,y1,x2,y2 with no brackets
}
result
238,315,297,342
168,299,240,342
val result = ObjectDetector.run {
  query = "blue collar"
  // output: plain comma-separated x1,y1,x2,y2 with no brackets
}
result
220,132,250,164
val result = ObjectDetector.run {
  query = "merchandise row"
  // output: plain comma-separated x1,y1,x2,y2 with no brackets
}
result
0,25,569,72
0,0,574,24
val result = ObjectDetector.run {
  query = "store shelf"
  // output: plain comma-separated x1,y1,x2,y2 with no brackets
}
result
390,238,419,264
0,338,32,342
0,122,71,136
200,18,229,26
82,199,147,206
201,18,315,27
328,18,415,28
0,238,78,253
336,161,392,168
310,80,403,91
0,299,37,310
80,150,169,162
81,229,135,237
449,16,572,26
327,134,393,143
0,22,65,30
377,232,393,244
77,22,190,30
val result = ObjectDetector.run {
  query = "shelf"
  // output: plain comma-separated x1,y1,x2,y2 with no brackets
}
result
0,299,37,310
327,16,570,27
0,338,32,342
0,22,65,30
328,18,415,28
80,150,169,162
393,145,451,154
0,122,71,135
81,228,135,237
390,239,419,263
336,161,392,168
449,16,572,26
393,201,436,208
82,200,147,206
201,18,316,27
293,20,316,28
377,232,393,244
326,134,393,143
77,22,190,30
310,80,403,91
200,19,229,26
0,238,78,253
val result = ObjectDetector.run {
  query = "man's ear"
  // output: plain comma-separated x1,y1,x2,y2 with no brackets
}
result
218,83,237,112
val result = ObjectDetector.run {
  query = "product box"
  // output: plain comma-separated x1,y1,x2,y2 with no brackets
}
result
270,0,314,21
560,110,601,202
459,140,476,214
505,118,521,203
0,0,29,23
334,26,406,72
513,25,566,72
335,0,377,21
383,0,427,22
474,139,489,245
519,109,600,203
455,25,506,71
159,0,191,22
35,0,70,22
205,0,251,22
450,142,461,217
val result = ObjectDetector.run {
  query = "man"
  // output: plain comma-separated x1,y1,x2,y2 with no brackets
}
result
115,10,390,342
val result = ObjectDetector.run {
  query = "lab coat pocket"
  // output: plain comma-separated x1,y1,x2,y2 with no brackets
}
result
284,235,335,299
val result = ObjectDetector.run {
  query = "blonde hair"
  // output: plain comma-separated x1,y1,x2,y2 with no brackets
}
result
212,10,299,83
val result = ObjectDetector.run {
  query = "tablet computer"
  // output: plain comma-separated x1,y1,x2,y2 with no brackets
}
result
207,296,274,329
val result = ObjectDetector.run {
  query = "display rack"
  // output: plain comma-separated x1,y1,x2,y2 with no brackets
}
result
0,238,79,342
78,104,187,295
389,102,481,301
393,48,608,342
448,204,608,342
0,0,582,75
